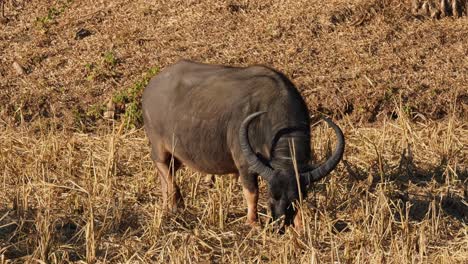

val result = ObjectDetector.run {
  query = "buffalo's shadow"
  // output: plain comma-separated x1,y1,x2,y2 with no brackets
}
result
341,144,467,223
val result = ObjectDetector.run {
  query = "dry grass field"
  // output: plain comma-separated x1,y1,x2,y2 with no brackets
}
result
0,0,467,263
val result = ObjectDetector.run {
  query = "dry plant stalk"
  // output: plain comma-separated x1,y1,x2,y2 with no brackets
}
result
1,0,4,18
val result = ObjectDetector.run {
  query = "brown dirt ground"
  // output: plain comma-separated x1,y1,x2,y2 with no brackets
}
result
1,0,467,130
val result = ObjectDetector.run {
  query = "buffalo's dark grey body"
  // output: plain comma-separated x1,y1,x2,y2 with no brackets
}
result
142,60,344,227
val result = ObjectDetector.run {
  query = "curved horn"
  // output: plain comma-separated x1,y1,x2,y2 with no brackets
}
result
239,111,276,181
301,117,345,185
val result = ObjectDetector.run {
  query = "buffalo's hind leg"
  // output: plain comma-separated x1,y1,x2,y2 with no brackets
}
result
151,148,184,213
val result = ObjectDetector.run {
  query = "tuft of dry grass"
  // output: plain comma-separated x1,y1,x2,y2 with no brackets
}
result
412,0,468,18
0,0,467,263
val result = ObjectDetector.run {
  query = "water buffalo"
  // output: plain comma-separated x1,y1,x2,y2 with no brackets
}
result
142,60,345,229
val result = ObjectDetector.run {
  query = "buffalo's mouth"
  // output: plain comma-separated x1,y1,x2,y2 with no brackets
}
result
269,203,297,231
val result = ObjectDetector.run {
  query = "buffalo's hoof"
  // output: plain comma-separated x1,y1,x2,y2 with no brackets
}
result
175,203,185,214
245,219,261,229
167,199,185,214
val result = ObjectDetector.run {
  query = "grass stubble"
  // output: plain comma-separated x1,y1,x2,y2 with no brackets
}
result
0,0,467,263
0,100,466,263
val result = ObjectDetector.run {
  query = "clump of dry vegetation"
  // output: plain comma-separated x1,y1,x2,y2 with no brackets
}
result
412,0,468,18
0,0,467,263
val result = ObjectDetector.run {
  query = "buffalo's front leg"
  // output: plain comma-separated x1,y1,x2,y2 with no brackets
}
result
243,186,259,226
240,173,259,226
155,160,184,213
